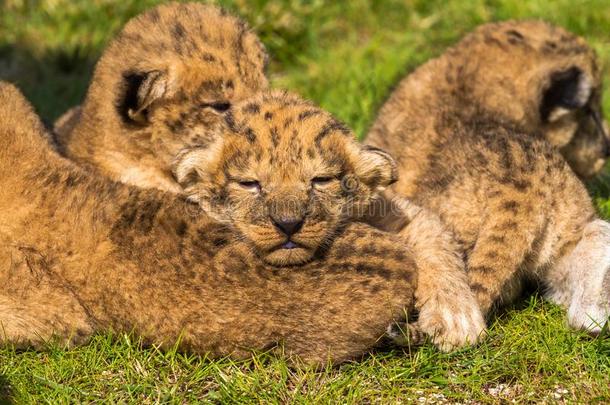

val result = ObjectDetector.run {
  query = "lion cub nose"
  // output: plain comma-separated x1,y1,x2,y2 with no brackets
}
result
272,216,304,237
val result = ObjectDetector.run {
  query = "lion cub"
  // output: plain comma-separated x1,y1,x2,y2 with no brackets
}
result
53,3,483,350
366,21,610,332
368,20,608,181
1,82,423,366
55,2,269,192
173,91,485,351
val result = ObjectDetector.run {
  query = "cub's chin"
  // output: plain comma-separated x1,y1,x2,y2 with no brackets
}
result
262,244,315,267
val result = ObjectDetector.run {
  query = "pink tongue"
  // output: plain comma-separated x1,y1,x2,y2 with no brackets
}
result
283,241,298,249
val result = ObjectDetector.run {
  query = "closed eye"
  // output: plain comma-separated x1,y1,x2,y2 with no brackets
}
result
211,102,231,112
237,180,261,192
311,176,336,186
202,102,231,112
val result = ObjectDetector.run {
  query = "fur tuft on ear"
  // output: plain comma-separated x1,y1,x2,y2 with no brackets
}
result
352,144,398,190
172,138,224,192
118,70,169,125
540,67,592,122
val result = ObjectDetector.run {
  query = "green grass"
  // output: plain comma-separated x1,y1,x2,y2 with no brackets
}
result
1,0,610,402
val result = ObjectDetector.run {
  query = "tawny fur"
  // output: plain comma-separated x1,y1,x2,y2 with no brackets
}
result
366,21,610,332
0,82,426,366
54,2,269,192
53,8,485,352
368,20,608,181
173,91,485,351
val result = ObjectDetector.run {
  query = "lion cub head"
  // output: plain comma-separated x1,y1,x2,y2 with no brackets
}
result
455,21,609,178
59,2,268,192
174,91,397,266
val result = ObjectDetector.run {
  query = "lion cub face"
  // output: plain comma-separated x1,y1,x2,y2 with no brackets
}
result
539,68,609,178
174,92,396,266
58,2,269,192
470,21,610,178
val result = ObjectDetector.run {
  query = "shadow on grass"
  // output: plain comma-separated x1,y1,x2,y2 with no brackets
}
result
588,171,610,202
0,374,15,405
485,281,548,322
0,43,98,123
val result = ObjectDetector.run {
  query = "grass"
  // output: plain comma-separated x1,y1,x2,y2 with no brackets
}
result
1,0,610,402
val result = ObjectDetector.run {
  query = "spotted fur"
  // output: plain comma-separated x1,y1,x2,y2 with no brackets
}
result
52,3,486,350
54,2,269,192
368,20,608,181
1,82,424,366
174,91,486,350
366,21,610,332
173,91,397,266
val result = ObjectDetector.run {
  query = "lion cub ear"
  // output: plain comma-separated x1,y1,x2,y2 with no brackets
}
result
540,67,592,123
172,140,224,193
119,70,169,125
352,144,398,190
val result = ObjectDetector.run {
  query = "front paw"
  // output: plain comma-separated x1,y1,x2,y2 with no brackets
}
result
567,289,609,334
567,304,609,334
386,321,427,347
567,261,610,334
416,296,486,352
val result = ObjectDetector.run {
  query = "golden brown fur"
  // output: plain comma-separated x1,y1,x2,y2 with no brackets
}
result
54,2,268,192
174,91,485,350
369,20,608,181
53,7,485,351
173,91,398,267
0,82,426,366
366,21,610,332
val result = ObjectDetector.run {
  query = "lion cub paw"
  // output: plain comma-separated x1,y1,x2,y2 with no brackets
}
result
386,321,427,347
416,296,486,352
567,267,609,334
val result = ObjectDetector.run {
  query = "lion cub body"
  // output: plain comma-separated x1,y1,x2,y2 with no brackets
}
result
368,20,608,181
54,4,485,351
0,82,421,365
366,21,610,331
55,2,269,192
174,91,486,350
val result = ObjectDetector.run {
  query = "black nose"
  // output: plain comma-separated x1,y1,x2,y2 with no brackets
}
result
272,217,304,237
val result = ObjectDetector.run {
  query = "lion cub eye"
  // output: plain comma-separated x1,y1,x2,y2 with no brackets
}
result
202,102,231,112
237,180,261,192
311,176,335,187
211,102,231,112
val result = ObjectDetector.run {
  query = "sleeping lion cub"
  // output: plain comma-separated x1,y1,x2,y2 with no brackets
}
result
366,21,610,332
173,90,485,351
53,2,484,349
1,81,424,366
55,2,269,192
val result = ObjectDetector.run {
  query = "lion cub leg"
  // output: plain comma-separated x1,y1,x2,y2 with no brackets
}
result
546,219,610,333
465,186,542,314
372,197,486,351
0,245,94,349
0,294,92,349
